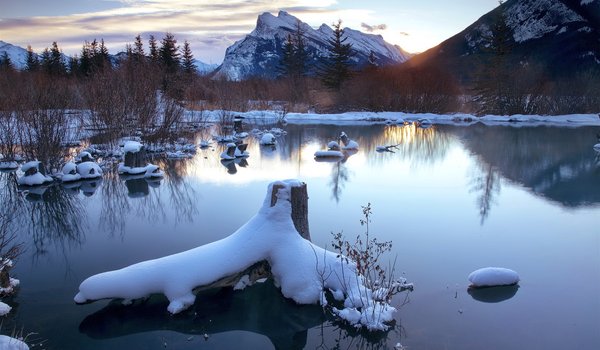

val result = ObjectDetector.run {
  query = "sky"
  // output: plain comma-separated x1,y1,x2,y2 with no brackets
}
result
0,0,500,64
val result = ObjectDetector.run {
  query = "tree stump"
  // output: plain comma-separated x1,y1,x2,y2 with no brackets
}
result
124,146,147,168
270,182,311,241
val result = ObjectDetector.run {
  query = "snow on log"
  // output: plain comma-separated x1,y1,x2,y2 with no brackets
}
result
74,180,402,330
314,150,344,159
468,267,520,288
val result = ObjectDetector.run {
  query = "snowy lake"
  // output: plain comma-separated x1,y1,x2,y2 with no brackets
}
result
3,122,600,349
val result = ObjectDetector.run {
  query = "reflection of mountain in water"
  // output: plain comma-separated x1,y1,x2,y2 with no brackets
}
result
452,125,600,207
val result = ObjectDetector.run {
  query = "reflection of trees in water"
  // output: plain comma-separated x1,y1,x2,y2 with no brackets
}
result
0,171,87,258
468,163,501,225
454,125,600,207
160,159,199,225
328,158,352,203
99,164,130,238
374,124,452,166
99,159,199,237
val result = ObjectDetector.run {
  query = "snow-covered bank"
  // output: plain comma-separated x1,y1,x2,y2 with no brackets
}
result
198,110,600,127
74,180,412,330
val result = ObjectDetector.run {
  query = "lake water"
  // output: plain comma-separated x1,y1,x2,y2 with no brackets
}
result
2,122,599,349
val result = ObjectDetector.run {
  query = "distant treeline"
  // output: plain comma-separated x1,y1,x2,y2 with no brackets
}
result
1,30,599,123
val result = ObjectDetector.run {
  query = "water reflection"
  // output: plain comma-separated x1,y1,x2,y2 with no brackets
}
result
468,163,501,225
454,125,600,208
80,281,325,350
468,285,520,303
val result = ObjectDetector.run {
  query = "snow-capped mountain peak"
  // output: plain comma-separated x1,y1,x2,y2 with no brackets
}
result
0,40,30,70
213,11,412,80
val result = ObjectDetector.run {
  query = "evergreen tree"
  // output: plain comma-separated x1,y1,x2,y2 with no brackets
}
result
278,21,308,78
181,40,195,75
473,6,514,115
159,32,180,74
25,45,39,72
41,42,66,75
40,48,51,73
279,34,296,77
148,35,159,62
79,41,92,76
133,34,145,62
68,55,79,75
366,51,378,71
320,20,353,90
98,39,110,69
0,52,14,71
293,21,308,75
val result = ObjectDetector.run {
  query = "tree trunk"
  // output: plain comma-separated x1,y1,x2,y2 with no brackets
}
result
124,146,147,168
270,182,311,241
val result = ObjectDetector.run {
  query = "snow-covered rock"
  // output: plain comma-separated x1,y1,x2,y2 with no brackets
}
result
144,164,164,178
327,141,341,151
340,131,359,150
0,161,19,170
77,161,103,179
166,151,194,159
234,144,249,158
593,143,600,152
60,162,81,182
259,133,276,146
220,143,237,160
468,267,520,288
74,151,94,163
17,161,53,186
0,301,11,316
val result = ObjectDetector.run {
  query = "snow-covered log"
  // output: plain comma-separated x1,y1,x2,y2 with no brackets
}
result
74,180,406,330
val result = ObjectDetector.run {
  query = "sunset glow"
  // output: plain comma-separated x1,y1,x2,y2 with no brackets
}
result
0,0,500,62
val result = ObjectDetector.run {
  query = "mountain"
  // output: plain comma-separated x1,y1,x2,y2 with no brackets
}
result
0,40,30,69
213,11,411,80
406,0,600,85
193,59,218,75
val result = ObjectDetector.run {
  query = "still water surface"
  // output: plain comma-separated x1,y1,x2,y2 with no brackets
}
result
2,123,599,349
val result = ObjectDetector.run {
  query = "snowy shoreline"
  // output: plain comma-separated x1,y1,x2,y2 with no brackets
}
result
196,110,600,127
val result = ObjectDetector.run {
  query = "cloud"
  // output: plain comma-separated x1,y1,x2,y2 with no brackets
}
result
361,22,387,32
0,0,361,62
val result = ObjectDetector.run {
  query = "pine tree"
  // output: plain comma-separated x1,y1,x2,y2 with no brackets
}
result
320,20,353,90
148,35,159,63
278,21,308,78
99,39,110,69
473,6,514,115
366,51,378,71
0,52,14,71
181,40,195,75
293,21,308,76
68,55,79,75
79,41,92,76
25,45,39,72
279,34,296,77
159,32,180,74
133,34,145,62
42,41,66,76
